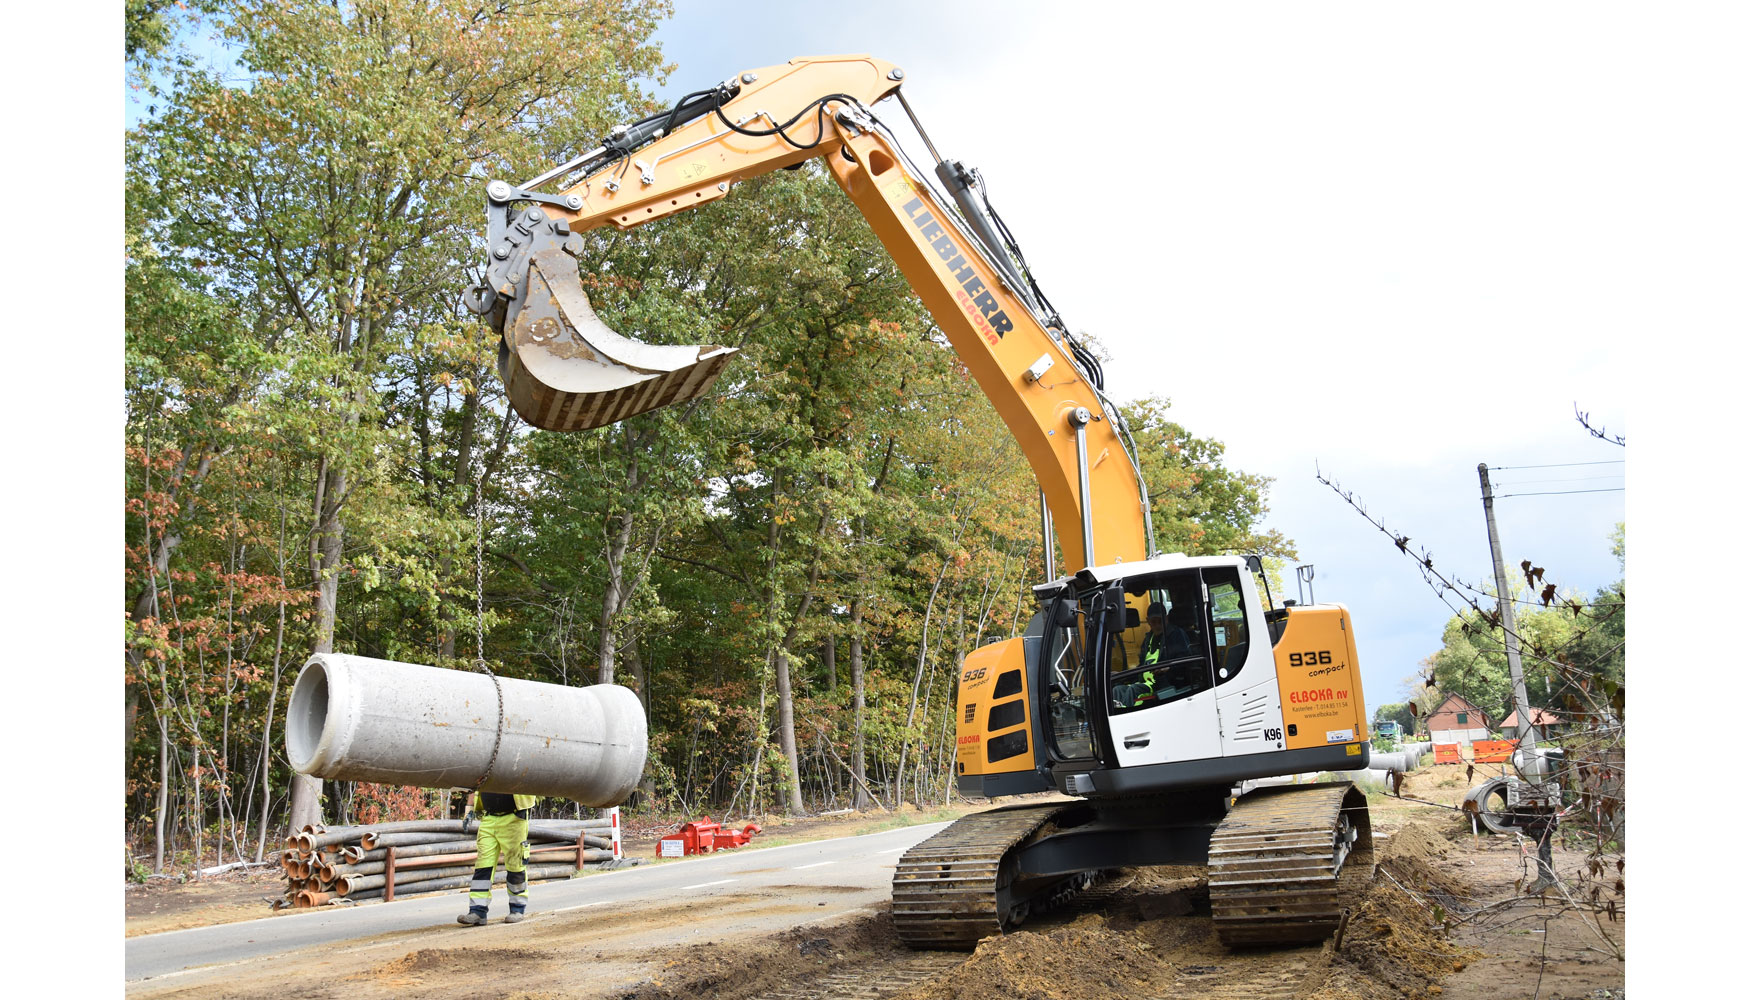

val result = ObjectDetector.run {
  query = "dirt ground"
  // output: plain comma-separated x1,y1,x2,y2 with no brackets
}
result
126,766,1626,999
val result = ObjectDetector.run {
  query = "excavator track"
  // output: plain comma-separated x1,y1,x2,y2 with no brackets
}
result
1206,782,1374,948
891,802,1083,949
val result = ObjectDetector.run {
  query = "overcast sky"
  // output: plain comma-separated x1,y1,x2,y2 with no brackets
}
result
644,1,1655,712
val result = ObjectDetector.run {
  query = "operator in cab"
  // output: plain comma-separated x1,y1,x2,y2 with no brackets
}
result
1117,603,1171,706
1117,601,1200,707
1138,602,1177,666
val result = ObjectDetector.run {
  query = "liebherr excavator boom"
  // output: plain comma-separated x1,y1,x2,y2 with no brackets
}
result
466,55,1375,950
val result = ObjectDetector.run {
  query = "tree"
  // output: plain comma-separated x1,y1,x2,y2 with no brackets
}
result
127,0,670,844
1121,396,1295,559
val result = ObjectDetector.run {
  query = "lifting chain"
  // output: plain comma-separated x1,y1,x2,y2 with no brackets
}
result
471,472,506,793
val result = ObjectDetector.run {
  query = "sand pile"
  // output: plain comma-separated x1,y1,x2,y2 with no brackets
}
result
898,913,1165,1000
1306,821,1481,1000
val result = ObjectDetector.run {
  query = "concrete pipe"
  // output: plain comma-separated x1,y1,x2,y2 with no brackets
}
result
287,653,647,806
1370,752,1407,772
1464,776,1518,835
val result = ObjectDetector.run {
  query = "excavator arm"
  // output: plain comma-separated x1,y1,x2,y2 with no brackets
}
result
464,55,1150,575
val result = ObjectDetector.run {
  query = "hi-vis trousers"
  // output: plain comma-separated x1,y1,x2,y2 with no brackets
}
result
468,813,530,912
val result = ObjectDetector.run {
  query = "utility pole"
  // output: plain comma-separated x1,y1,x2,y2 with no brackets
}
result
1479,465,1560,890
1477,463,1537,749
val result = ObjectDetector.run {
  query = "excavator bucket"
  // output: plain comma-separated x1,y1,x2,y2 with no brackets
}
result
497,249,737,431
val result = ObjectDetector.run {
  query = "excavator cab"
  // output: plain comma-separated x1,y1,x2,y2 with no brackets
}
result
958,554,1370,799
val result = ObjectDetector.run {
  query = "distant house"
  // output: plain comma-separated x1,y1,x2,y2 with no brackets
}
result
1424,693,1491,745
1500,707,1561,739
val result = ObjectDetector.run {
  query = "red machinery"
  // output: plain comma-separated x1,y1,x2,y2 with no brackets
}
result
656,817,762,858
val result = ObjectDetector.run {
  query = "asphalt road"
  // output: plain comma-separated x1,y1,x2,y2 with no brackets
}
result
125,820,951,986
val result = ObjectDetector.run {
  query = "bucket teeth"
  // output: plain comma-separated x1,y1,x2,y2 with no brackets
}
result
499,250,737,431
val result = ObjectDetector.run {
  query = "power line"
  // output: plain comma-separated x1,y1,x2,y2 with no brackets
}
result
1492,474,1626,487
1496,488,1626,498
1489,460,1624,471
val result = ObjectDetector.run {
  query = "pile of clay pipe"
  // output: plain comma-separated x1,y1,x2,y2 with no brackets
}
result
274,817,616,908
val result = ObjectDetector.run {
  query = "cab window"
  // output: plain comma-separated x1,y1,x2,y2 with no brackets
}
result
1043,593,1095,759
1109,570,1212,714
1204,567,1250,687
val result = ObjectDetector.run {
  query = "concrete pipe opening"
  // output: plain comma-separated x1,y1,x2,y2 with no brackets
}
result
286,652,647,806
286,659,332,775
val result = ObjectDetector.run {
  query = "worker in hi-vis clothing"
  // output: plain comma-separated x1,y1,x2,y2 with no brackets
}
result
458,791,538,925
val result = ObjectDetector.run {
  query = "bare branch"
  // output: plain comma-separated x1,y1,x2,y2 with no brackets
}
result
1574,403,1625,446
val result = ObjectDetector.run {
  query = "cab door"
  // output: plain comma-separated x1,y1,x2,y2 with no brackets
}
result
1208,565,1287,757
1105,570,1221,767
1041,591,1099,764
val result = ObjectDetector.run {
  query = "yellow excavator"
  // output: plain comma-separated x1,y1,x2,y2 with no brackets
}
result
464,55,1373,950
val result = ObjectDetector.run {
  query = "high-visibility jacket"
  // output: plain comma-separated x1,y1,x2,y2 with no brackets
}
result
1140,633,1168,665
1140,628,1193,665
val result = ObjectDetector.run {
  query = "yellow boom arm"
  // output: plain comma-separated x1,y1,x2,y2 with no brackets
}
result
469,55,1149,573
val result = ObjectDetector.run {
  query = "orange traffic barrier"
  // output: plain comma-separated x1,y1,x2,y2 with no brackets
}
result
1472,739,1520,763
1434,743,1461,763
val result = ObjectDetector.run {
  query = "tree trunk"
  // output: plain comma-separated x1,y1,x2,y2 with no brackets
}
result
776,647,805,813
597,427,648,686
441,381,484,662
597,509,635,685
823,635,837,691
846,437,894,813
772,515,826,817
849,597,871,811
895,552,954,807
254,595,288,862
289,458,346,834
154,714,170,871
625,636,656,809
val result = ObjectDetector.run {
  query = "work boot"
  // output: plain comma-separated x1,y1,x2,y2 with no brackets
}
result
505,909,526,924
457,907,488,926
